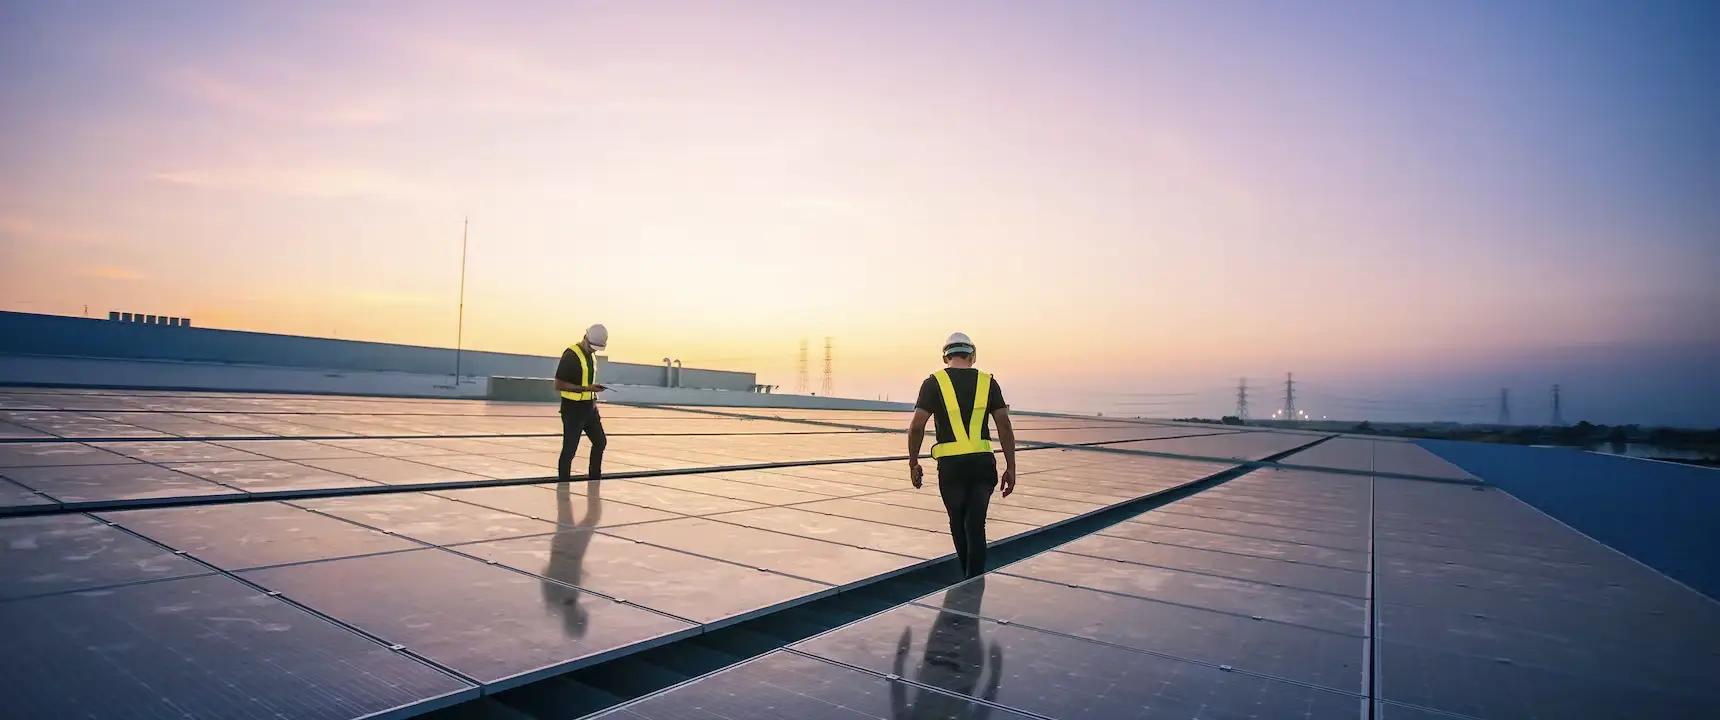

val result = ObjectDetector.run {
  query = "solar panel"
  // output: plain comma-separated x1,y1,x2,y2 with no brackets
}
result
629,473,835,506
1001,549,1369,636
1111,431,1326,460
0,421,51,439
919,574,1367,694
11,386,1716,719
169,458,390,492
408,454,556,479
707,506,956,559
1017,426,1239,445
452,532,831,625
0,477,53,507
292,492,561,545
1284,437,1479,480
1055,533,1369,597
0,441,133,467
209,438,381,460
707,468,902,497
1101,520,1371,571
790,496,1040,539
3,463,232,502
240,548,698,688
1134,510,1373,552
603,517,920,586
1154,501,1369,536
0,574,475,720
585,482,769,515
0,412,166,438
792,597,1366,719
0,514,208,600
588,650,1039,720
97,501,421,570
1370,477,1720,717
430,485,684,528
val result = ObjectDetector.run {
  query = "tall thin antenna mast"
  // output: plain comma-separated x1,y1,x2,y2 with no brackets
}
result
454,217,468,383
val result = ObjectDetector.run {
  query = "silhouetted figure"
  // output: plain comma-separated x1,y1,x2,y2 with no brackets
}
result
541,480,603,638
891,577,1004,719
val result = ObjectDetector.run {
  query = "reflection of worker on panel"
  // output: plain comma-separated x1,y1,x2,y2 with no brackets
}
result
891,577,1003,719
541,480,603,639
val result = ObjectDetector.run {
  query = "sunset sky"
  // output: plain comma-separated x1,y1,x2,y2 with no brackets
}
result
3,1,1716,424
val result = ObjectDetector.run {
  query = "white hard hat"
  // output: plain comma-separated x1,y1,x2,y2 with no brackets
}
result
585,324,608,350
943,332,975,357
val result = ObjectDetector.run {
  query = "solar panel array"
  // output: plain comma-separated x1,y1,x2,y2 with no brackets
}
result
1,387,1288,719
6,386,1715,720
602,462,1720,719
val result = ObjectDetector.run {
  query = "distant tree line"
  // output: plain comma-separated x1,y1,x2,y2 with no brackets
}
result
1349,421,1719,448
1171,416,1719,464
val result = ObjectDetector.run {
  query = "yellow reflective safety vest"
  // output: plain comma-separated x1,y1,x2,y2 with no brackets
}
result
930,369,993,459
558,345,597,401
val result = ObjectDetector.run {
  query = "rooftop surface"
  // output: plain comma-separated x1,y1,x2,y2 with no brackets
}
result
1,387,1716,719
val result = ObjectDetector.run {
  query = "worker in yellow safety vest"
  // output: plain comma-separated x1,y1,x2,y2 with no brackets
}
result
907,332,1017,579
554,324,609,481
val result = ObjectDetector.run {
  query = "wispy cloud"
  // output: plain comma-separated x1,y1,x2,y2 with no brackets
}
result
159,66,402,127
151,166,419,198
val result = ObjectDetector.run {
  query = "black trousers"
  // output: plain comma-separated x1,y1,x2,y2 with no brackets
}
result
937,454,999,579
558,402,607,481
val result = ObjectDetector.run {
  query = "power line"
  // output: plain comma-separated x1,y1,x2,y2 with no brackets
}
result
1498,388,1511,425
1235,378,1249,420
1551,384,1564,426
1284,372,1296,421
1301,396,1492,410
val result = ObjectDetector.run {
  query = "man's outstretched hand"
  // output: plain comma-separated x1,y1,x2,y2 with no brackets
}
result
1000,467,1016,497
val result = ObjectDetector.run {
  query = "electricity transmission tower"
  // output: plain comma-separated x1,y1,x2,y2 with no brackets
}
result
1283,373,1297,421
821,337,834,397
1551,384,1564,426
796,339,810,394
1498,388,1511,425
1235,378,1250,420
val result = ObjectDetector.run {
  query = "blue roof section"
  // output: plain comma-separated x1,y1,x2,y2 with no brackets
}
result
1417,438,1720,601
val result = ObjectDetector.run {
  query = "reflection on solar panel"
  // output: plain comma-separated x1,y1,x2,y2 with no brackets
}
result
1283,436,1480,480
1109,430,1328,460
5,386,1717,720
